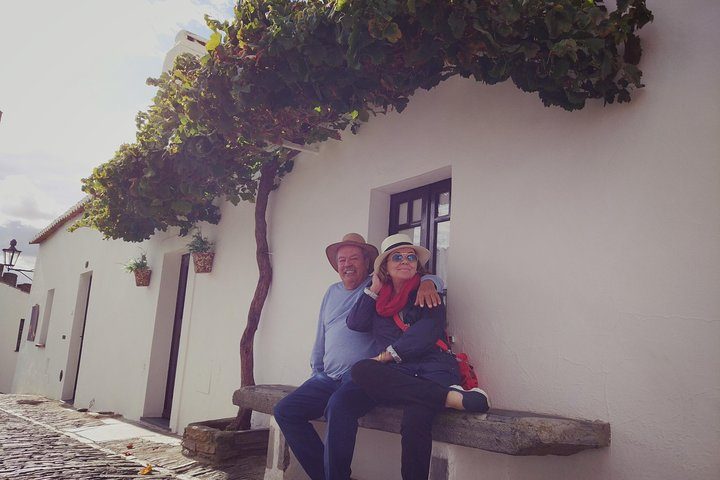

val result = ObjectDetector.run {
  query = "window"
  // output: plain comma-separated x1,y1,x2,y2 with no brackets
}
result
27,304,39,342
389,178,451,287
37,289,55,347
15,318,25,352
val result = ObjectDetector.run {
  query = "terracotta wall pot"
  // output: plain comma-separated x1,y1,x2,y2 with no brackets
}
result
134,268,151,286
193,252,215,273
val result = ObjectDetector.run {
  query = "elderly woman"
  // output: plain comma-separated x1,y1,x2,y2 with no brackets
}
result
347,233,489,480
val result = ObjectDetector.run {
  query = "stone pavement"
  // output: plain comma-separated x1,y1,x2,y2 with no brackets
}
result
0,394,265,480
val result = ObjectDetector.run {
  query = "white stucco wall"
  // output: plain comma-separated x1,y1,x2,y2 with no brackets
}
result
250,2,719,478
11,29,215,416
11,1,719,479
0,281,29,392
11,220,190,418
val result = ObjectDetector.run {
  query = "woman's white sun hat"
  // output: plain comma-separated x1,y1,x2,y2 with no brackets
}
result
373,233,431,275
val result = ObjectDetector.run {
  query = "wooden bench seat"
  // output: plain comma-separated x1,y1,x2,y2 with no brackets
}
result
233,384,610,456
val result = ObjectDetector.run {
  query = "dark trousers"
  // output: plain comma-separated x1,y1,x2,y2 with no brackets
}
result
351,359,457,480
273,372,376,480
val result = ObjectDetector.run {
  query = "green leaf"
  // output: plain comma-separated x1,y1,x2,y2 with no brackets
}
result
384,22,402,43
236,30,247,48
551,39,579,62
237,83,253,94
622,63,642,85
499,2,521,22
206,32,221,52
600,53,614,78
347,29,360,66
350,110,359,119
407,0,416,14
171,200,193,215
520,42,540,60
448,9,466,40
583,38,605,54
545,7,573,38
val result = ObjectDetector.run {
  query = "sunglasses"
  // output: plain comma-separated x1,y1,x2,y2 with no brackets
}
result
390,252,418,263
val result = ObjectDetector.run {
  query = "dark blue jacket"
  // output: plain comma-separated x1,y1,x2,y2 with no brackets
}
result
347,290,451,364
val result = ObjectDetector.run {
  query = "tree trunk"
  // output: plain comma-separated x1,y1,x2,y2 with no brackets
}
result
228,158,278,431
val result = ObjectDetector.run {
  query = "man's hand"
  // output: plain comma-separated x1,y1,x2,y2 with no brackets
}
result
415,279,441,308
370,272,383,294
372,351,393,362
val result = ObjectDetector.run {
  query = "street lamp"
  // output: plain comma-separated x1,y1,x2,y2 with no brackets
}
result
2,239,33,281
2,239,21,268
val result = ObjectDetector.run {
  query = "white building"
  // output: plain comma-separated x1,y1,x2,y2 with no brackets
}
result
10,3,720,479
0,275,30,393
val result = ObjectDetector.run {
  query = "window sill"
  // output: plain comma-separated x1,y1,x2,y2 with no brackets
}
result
34,343,46,348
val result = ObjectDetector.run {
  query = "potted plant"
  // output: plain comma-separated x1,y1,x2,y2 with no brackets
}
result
125,254,151,286
188,231,215,273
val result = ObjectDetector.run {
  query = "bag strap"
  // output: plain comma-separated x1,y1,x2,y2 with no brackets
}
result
392,313,450,352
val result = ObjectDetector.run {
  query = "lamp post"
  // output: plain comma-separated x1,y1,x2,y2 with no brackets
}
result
2,239,33,281
3,239,20,267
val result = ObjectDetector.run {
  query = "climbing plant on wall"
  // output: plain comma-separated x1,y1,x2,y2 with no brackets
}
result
77,0,653,242
73,0,652,429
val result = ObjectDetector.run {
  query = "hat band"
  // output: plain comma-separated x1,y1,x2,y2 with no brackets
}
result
383,241,413,253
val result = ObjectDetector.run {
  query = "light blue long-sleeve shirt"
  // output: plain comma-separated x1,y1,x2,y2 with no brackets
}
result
310,275,443,380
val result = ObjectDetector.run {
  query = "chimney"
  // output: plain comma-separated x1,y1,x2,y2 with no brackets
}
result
17,283,32,293
2,272,18,287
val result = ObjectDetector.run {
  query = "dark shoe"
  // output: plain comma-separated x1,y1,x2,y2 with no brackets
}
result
450,385,490,413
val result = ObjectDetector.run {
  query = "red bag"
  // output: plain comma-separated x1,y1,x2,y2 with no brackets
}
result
454,353,479,390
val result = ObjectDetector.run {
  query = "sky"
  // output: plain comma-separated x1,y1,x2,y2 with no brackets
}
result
0,0,235,274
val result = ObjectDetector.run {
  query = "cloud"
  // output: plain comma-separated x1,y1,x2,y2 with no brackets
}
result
0,0,232,161
2,197,52,222
0,0,234,228
0,175,64,228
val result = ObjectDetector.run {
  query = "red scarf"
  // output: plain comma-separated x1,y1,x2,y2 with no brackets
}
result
376,274,421,317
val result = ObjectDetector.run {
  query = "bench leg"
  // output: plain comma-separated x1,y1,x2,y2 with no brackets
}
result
429,454,449,480
265,414,446,480
264,416,310,480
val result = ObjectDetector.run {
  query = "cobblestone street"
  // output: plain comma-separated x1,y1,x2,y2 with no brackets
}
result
0,407,178,479
0,394,264,480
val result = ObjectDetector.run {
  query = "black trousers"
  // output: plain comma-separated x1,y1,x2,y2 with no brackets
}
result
351,358,456,480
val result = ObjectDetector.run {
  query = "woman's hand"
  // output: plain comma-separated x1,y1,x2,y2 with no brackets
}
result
369,272,383,294
415,279,441,308
372,351,393,362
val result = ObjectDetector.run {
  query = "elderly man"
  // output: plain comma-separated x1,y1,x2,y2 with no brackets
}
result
273,233,442,480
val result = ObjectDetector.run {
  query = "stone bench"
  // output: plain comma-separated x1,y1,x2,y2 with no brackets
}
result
234,384,610,478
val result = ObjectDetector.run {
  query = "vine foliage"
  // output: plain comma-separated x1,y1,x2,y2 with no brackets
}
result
74,0,652,242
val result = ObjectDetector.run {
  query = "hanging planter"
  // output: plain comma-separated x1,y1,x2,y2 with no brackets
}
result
187,231,215,274
192,252,215,273
133,268,152,287
125,254,151,287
